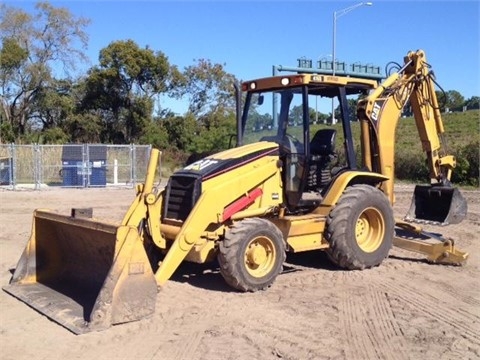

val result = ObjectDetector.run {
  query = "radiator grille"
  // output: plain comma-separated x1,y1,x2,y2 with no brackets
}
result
164,175,201,221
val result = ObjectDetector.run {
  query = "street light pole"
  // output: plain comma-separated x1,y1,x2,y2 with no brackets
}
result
331,2,373,124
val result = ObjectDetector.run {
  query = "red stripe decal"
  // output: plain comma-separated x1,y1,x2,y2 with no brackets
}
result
222,188,263,221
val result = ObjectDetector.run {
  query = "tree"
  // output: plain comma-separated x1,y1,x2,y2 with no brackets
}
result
67,112,103,143
0,1,89,140
435,90,446,111
162,114,199,151
335,97,359,121
464,96,479,110
98,40,170,97
172,59,238,117
289,105,302,126
309,107,329,124
194,111,236,152
81,40,172,143
139,118,169,150
245,109,273,132
31,78,74,131
435,90,465,112
445,90,465,112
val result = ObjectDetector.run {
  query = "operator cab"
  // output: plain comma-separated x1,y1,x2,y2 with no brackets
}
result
240,74,377,213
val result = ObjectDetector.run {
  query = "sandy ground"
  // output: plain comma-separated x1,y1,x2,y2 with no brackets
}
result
0,184,478,360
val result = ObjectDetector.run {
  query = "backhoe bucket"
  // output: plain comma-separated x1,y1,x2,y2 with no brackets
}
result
3,210,157,334
405,185,468,225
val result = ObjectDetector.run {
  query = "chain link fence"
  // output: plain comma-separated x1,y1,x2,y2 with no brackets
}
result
0,144,153,190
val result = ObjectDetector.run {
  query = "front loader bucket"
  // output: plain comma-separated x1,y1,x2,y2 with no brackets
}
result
405,185,468,225
3,210,157,334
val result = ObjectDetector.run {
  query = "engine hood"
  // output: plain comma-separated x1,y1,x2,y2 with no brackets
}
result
176,142,279,181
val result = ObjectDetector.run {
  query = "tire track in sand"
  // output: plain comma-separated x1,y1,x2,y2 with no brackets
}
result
147,315,207,360
375,277,480,347
147,289,230,360
431,280,480,308
168,328,205,360
341,284,408,360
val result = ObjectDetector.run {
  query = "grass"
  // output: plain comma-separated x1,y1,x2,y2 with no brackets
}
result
311,109,479,148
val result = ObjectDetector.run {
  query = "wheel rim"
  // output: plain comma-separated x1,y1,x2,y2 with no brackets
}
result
355,207,385,253
244,235,276,278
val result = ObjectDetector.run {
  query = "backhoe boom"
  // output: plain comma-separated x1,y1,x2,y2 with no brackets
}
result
357,50,467,225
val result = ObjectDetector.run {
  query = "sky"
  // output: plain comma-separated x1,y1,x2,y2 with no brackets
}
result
6,0,480,114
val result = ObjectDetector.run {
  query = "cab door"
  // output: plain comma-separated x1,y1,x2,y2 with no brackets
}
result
277,87,309,209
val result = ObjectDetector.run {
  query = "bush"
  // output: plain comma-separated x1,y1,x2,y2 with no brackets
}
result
451,140,480,186
395,150,429,182
159,148,189,178
393,140,479,187
0,121,15,143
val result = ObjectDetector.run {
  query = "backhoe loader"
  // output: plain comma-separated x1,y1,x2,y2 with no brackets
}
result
4,50,468,334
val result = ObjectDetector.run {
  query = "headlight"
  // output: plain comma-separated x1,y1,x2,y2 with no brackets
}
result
281,78,290,86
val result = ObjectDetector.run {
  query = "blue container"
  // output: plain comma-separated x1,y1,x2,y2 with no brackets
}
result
61,146,84,187
61,160,85,187
88,146,107,187
61,145,107,187
89,160,106,186
0,157,12,185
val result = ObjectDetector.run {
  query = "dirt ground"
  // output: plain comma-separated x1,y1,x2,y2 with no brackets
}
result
0,184,478,360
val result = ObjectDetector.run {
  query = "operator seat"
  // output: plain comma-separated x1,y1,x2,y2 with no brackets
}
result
307,129,337,190
310,129,336,157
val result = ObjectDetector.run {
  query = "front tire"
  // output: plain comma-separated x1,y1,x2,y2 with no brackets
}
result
326,185,394,270
218,218,286,292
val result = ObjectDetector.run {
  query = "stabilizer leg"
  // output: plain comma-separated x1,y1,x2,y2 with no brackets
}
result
393,220,468,265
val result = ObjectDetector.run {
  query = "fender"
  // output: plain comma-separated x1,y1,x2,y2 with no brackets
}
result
321,170,389,208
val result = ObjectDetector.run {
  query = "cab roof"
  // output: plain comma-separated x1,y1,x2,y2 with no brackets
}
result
242,74,379,97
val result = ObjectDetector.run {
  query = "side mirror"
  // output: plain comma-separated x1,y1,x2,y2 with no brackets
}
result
258,94,264,106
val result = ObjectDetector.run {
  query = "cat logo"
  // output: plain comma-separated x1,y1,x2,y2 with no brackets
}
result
371,102,382,122
184,159,218,171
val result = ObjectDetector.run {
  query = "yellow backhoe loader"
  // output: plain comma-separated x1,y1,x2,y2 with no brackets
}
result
4,50,468,334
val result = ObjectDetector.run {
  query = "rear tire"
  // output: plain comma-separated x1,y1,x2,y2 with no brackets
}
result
218,218,286,292
326,185,394,270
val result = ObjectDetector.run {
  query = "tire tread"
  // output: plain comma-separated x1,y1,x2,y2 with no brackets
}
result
326,185,394,270
218,218,285,292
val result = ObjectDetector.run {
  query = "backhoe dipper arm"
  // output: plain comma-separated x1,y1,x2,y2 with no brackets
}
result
357,50,455,204
406,51,455,183
358,50,468,263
